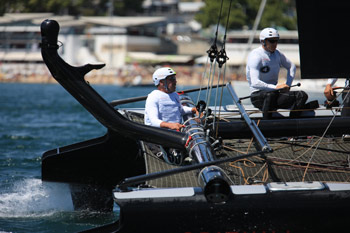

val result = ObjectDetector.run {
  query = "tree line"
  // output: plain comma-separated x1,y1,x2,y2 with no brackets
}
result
195,0,297,30
1,0,297,30
0,0,144,17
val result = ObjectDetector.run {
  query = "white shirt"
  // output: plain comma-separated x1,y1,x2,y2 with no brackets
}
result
246,47,296,93
144,90,193,127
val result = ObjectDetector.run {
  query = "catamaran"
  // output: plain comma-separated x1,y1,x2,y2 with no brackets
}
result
40,0,350,232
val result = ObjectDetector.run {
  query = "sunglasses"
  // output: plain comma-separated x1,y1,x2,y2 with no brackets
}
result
167,75,176,82
267,39,278,44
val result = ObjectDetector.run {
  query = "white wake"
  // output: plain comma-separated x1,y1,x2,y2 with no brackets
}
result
0,178,73,218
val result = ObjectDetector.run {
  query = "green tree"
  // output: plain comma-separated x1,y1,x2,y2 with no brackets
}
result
195,0,297,30
260,0,297,29
0,0,144,16
114,0,144,16
195,0,248,30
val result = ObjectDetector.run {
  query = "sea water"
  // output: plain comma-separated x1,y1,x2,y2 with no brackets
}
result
0,82,325,232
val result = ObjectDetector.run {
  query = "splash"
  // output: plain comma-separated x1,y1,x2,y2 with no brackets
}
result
0,178,73,218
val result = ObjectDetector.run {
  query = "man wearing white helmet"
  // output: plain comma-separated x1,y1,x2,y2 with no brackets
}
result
145,67,197,130
246,27,308,118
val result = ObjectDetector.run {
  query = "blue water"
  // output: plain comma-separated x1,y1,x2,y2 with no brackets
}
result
0,82,325,232
0,82,229,232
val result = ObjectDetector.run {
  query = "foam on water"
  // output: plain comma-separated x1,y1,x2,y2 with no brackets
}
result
0,178,74,218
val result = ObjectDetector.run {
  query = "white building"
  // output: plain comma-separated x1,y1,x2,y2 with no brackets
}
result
81,16,172,68
0,13,179,68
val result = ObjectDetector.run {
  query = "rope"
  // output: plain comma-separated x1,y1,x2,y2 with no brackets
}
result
211,0,232,131
302,86,350,181
273,160,350,175
229,159,269,184
204,0,224,97
221,134,350,183
211,66,222,130
196,0,225,117
215,64,227,137
196,56,210,104
213,0,225,48
229,159,255,184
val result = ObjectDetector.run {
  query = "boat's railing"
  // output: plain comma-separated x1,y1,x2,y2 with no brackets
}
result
109,84,226,107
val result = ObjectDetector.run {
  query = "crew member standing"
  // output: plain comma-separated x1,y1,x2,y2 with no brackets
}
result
246,27,308,118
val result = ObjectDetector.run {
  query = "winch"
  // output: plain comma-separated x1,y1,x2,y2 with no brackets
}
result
179,94,231,204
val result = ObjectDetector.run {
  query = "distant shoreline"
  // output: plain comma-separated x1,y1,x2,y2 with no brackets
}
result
0,64,334,92
0,67,248,86
0,75,332,91
0,74,224,86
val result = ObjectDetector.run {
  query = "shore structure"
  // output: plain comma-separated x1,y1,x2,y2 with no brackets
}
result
0,12,299,86
0,63,250,86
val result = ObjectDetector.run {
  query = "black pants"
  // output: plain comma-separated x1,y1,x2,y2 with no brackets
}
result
250,90,308,119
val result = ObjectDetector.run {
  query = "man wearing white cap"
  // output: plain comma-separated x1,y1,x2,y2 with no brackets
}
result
246,27,309,118
145,67,197,131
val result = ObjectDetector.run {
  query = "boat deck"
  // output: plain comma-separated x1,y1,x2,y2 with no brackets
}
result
126,111,350,188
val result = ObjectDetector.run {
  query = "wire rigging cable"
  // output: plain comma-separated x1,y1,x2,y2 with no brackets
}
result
197,0,233,131
196,0,224,107
214,0,232,135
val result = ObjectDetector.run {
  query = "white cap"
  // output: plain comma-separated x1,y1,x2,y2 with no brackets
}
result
152,67,176,86
259,28,279,41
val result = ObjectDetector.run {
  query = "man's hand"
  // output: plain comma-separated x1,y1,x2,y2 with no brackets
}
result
324,84,336,101
160,122,184,131
276,83,290,92
191,107,200,116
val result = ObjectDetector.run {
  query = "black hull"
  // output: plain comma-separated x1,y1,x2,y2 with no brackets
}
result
218,117,350,139
42,130,145,211
42,130,142,185
106,183,350,233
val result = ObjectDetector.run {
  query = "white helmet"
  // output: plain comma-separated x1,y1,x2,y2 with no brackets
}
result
259,28,279,41
152,67,176,86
